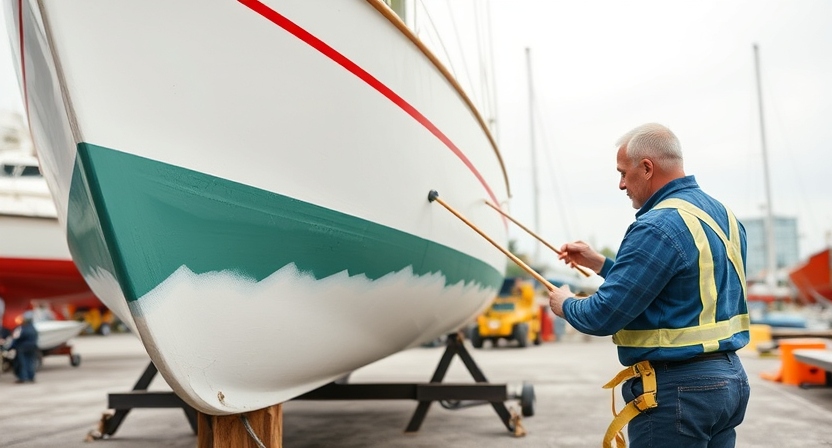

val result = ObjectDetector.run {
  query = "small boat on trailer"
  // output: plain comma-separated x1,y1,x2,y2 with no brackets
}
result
6,0,510,415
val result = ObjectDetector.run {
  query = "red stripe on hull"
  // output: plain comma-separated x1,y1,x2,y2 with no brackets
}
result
238,0,501,207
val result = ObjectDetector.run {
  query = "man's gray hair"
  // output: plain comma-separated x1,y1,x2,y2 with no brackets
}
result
616,123,683,169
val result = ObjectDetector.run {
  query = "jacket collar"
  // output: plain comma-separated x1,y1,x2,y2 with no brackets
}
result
635,175,698,218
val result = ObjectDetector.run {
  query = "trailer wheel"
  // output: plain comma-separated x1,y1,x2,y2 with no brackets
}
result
471,329,484,349
70,354,81,367
513,323,529,348
520,382,535,417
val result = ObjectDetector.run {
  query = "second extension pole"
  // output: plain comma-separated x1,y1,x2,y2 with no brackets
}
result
428,190,556,292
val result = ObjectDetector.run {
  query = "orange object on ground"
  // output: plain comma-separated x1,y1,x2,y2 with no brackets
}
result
761,338,828,386
539,306,555,342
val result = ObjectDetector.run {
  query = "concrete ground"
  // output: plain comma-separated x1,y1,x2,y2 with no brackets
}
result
1,331,831,447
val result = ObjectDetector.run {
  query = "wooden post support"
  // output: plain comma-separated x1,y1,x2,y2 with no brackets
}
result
197,404,283,448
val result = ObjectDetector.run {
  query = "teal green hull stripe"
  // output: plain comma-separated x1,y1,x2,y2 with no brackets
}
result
66,143,503,302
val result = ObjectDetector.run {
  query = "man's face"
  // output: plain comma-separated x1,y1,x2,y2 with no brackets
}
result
616,145,650,209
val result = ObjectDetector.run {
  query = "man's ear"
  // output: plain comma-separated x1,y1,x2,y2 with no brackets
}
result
641,158,654,178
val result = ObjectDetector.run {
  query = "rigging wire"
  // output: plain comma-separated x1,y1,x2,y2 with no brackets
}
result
415,0,459,85
533,97,576,242
444,0,481,110
414,0,494,127
474,0,500,138
485,0,499,139
765,72,821,254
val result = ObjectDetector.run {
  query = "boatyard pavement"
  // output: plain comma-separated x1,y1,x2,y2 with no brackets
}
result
1,331,831,447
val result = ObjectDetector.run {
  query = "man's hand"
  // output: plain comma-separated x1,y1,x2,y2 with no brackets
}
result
548,284,573,318
559,241,605,274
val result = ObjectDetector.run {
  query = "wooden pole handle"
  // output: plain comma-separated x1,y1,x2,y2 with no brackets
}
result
428,191,556,292
484,200,594,278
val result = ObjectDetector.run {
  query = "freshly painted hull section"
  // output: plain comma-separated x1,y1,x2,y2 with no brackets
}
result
70,143,502,411
8,0,510,414
71,143,502,302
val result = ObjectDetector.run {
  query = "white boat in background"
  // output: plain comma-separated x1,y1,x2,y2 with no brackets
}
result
5,0,511,415
34,319,87,351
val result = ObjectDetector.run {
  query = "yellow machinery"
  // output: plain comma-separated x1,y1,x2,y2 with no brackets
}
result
471,278,541,348
64,305,116,336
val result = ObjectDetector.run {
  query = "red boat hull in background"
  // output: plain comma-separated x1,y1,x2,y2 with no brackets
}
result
788,248,832,306
0,257,100,329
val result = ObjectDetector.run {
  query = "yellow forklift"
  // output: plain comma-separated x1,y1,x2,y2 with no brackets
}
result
471,278,541,348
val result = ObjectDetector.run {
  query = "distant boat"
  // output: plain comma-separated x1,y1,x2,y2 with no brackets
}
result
5,0,510,415
0,125,106,332
788,248,832,306
34,319,87,351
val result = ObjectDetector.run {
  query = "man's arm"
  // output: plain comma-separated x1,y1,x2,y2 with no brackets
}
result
550,222,683,336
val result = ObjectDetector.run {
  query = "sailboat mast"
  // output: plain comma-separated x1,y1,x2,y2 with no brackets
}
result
753,43,777,288
525,47,541,265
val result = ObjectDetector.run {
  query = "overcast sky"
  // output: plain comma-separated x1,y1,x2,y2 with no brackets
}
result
416,0,832,265
2,1,831,267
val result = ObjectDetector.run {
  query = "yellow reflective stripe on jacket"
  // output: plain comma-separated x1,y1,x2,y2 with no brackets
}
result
612,198,748,350
613,314,749,347
654,198,747,296
678,212,717,326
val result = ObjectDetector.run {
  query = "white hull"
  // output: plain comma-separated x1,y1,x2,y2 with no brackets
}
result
7,0,510,414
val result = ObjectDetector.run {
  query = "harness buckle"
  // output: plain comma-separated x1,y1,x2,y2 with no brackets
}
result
602,361,659,448
633,392,658,411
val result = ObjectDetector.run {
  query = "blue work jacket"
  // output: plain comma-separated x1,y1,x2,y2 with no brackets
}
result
563,176,750,366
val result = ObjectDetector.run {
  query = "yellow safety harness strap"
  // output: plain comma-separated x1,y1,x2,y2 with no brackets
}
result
601,361,658,448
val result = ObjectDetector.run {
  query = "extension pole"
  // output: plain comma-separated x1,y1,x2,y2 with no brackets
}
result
484,200,593,278
428,190,556,292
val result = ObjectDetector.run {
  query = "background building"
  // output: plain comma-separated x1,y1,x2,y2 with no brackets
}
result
740,216,800,282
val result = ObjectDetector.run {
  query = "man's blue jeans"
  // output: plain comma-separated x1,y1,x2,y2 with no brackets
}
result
622,352,750,448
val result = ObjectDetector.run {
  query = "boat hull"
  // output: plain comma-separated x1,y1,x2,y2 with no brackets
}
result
789,248,832,306
0,150,110,329
0,213,103,329
8,0,509,414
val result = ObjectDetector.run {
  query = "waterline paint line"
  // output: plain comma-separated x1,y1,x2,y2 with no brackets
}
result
129,263,496,414
68,142,504,302
237,0,501,209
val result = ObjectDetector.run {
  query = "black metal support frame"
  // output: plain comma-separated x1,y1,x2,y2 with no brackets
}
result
100,362,198,437
98,332,524,438
295,332,518,432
